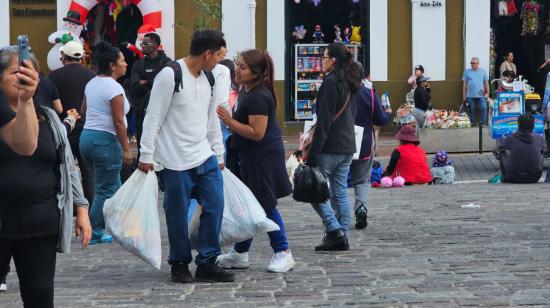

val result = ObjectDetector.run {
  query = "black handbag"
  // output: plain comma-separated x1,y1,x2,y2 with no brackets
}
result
292,164,330,203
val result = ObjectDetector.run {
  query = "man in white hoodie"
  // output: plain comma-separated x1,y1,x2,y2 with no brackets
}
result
138,30,234,283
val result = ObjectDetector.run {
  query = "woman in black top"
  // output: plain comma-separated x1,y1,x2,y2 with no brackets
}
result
307,43,361,252
412,76,431,134
0,46,91,306
216,50,295,273
0,82,38,156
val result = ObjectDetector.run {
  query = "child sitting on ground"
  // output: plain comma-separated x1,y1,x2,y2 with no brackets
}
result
430,151,456,184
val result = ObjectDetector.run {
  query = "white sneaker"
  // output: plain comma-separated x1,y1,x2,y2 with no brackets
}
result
266,250,295,273
0,283,7,292
216,249,250,269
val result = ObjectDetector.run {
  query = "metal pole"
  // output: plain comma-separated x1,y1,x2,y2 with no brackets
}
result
478,124,482,154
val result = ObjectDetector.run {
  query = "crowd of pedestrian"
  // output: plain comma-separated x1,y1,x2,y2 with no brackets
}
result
1,28,550,308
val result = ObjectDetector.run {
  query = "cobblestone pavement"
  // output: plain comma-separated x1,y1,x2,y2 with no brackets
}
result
2,183,550,307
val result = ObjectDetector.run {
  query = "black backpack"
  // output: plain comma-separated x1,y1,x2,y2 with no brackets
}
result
142,61,216,112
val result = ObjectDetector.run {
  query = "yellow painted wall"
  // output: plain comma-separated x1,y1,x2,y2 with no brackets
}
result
9,1,58,75
174,0,222,59
375,0,465,117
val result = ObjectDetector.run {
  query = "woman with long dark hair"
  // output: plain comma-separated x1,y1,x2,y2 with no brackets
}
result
80,42,132,244
0,46,91,306
307,43,361,251
216,49,295,273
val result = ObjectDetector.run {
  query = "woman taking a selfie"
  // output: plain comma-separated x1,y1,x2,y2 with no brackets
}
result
0,46,91,307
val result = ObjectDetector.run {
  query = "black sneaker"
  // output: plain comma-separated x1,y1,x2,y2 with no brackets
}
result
315,229,349,251
171,262,194,283
355,205,368,230
195,263,235,283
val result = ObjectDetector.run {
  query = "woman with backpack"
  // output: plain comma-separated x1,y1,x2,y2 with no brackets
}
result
305,43,362,251
216,49,295,273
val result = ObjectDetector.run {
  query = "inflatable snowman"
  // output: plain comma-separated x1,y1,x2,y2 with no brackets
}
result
47,10,84,71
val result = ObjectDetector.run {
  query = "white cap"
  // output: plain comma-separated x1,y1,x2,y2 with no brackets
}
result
60,41,84,59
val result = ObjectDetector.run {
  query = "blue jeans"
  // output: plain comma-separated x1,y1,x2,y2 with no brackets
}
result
79,129,122,238
234,207,289,253
161,156,224,266
311,153,353,235
467,97,487,124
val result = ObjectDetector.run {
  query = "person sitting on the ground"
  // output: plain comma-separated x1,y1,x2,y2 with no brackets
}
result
430,150,455,184
383,125,432,185
498,113,546,184
370,160,382,187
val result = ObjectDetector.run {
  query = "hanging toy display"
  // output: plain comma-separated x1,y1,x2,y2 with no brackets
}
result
350,25,362,44
521,0,541,36
343,27,351,44
292,25,307,43
312,25,325,43
109,0,123,23
507,0,518,15
334,25,342,43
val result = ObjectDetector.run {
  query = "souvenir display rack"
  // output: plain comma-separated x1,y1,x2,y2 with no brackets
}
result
294,43,362,120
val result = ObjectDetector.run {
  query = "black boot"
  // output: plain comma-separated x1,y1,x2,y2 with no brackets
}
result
171,262,194,283
195,263,236,283
355,205,368,229
315,229,349,251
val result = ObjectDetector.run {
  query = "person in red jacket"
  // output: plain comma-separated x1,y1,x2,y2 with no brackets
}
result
383,125,432,185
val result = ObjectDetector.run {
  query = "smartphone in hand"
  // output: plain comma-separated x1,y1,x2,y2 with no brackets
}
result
17,35,31,85
18,35,30,65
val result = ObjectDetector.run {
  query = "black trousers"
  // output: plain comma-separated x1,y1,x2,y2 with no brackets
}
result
0,235,58,308
69,127,95,205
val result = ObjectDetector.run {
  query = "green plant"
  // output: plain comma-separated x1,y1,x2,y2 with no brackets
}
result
194,0,222,31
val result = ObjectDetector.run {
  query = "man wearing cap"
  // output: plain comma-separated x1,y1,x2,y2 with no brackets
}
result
408,65,424,90
50,40,96,204
498,113,546,183
462,57,490,126
412,76,431,135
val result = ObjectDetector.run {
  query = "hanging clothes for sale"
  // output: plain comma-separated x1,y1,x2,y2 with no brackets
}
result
507,0,518,16
521,0,541,36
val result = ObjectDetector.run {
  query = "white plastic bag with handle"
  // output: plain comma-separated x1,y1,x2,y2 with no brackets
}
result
103,169,162,269
189,169,280,248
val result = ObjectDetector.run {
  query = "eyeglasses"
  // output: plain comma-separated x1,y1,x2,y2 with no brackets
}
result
140,42,157,47
470,62,479,65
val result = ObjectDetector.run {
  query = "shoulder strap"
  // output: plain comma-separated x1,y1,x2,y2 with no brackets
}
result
332,93,351,123
204,70,216,96
163,60,182,93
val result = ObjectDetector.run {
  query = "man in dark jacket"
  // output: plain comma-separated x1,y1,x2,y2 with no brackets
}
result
352,70,392,229
49,40,96,205
412,76,431,135
130,32,171,154
498,113,546,183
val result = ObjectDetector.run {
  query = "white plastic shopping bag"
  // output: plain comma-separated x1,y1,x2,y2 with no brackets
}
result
104,169,162,269
189,169,280,248
353,125,364,160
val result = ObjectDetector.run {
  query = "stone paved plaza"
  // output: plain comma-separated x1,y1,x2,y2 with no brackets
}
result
2,183,550,307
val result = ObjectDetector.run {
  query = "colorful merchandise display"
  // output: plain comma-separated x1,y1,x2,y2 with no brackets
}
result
394,106,472,129
294,44,362,120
